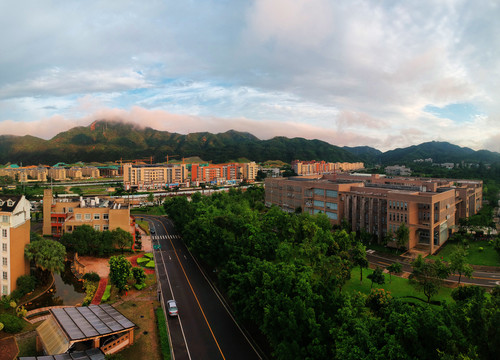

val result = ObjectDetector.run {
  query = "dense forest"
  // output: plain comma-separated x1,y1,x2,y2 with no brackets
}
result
164,188,500,359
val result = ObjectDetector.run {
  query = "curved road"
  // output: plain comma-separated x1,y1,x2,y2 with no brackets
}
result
137,215,263,360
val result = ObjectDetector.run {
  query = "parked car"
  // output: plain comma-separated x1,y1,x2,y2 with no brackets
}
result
150,226,155,234
167,300,178,316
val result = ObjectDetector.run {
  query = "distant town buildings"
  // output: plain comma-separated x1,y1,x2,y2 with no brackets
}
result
0,164,119,183
265,173,483,254
0,195,31,296
385,165,412,176
291,160,364,175
42,189,134,239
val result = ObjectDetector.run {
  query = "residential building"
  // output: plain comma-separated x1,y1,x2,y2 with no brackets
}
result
123,163,188,189
265,174,483,254
190,162,258,185
42,189,134,238
0,195,31,296
291,160,364,175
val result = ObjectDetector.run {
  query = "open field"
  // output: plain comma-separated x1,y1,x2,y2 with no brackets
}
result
428,240,500,267
345,267,454,305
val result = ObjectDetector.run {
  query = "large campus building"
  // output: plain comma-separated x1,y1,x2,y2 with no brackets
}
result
265,173,482,254
291,160,364,175
43,189,134,239
0,195,31,296
190,162,259,185
122,163,188,190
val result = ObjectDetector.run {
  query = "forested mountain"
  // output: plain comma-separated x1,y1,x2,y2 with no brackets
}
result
0,120,357,165
1,120,500,165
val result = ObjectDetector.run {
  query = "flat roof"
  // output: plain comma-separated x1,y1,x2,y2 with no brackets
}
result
51,304,135,341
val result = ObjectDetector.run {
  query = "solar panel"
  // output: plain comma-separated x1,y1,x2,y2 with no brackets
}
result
87,305,123,332
101,304,135,329
77,307,111,335
52,309,85,340
53,355,72,360
64,308,99,338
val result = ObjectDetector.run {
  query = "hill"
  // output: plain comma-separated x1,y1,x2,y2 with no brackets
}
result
0,120,357,165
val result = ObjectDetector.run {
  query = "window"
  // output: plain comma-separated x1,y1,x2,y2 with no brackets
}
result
103,225,109,231
1,243,6,252
326,202,337,210
2,285,7,295
84,213,91,220
404,202,408,211
2,257,6,266
326,211,338,220
94,225,100,231
94,214,100,220
7,200,13,206
103,213,109,220
313,200,324,208
2,216,8,223
2,272,7,280
326,190,338,198
1,229,6,238
76,214,82,220
68,207,73,213
313,188,325,197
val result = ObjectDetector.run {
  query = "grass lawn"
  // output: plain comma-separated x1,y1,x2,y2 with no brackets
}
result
428,240,500,267
345,267,454,305
17,332,38,357
136,219,150,234
132,206,166,216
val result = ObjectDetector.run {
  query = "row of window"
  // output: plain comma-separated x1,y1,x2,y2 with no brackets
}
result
313,200,338,210
313,209,338,220
389,212,408,223
388,200,407,211
313,189,338,198
75,213,109,221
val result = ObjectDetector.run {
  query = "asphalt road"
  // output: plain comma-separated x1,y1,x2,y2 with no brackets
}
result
366,251,500,287
139,215,263,360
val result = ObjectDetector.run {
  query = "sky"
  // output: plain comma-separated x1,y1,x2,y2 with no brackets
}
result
1,0,500,152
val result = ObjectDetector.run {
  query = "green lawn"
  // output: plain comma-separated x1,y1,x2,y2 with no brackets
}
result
428,240,500,267
135,219,150,234
345,267,454,305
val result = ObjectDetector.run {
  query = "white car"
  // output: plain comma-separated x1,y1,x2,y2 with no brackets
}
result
167,300,178,316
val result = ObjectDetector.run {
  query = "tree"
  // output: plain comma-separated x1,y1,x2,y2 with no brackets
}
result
25,238,66,282
386,262,402,283
395,223,409,253
449,246,473,285
351,242,369,284
367,267,385,289
410,255,449,303
109,256,132,292
147,192,154,204
132,267,146,285
112,228,133,254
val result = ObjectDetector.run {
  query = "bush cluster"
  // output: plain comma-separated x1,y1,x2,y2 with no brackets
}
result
82,272,101,283
0,313,24,333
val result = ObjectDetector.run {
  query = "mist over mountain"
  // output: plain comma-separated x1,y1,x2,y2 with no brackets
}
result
1,120,499,166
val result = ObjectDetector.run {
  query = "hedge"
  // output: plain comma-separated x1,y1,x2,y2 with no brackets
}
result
101,285,112,303
134,283,147,290
145,260,155,268
156,308,171,360
144,253,154,259
0,313,24,333
137,257,150,265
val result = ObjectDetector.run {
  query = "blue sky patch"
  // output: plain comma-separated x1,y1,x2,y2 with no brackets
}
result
423,103,483,123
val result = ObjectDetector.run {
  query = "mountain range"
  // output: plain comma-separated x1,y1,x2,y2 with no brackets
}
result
0,120,499,166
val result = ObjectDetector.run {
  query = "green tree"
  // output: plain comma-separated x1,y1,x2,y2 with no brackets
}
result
109,255,132,292
449,246,473,285
351,242,369,284
147,192,154,204
367,267,385,289
386,262,402,283
132,267,146,285
25,238,66,282
111,228,133,254
410,255,449,303
395,223,409,253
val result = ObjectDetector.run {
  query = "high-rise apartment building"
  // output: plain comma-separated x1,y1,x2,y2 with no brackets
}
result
265,174,482,254
123,163,188,189
0,195,31,296
291,160,364,175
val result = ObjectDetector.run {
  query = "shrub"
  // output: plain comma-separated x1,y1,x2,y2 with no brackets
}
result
134,283,147,290
478,247,484,252
145,260,155,268
101,285,112,303
16,275,37,296
366,288,392,314
83,272,101,282
144,253,154,259
82,280,98,306
451,285,485,302
0,314,24,333
132,267,146,285
137,257,150,265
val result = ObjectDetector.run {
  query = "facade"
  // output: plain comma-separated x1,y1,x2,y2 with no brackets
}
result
43,189,133,238
292,160,364,176
265,174,483,254
190,161,259,185
123,163,188,189
0,195,31,296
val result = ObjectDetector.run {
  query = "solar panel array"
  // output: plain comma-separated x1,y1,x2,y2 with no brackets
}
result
51,304,135,341
19,348,105,360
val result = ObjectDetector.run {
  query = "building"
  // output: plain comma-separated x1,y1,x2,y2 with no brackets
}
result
35,304,135,356
190,162,259,185
385,165,412,176
0,195,31,296
123,163,188,189
291,160,364,175
265,174,483,254
43,189,133,238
